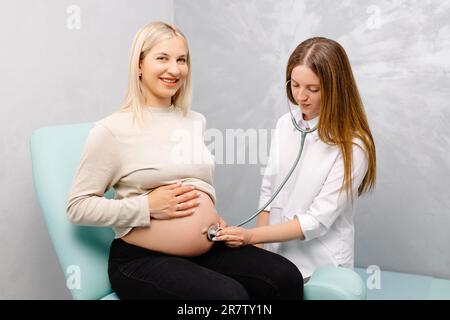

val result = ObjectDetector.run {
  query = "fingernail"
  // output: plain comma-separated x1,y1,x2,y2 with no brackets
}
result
212,237,217,241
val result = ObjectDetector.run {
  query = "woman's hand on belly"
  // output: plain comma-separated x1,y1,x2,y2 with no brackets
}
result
147,183,202,220
122,191,220,257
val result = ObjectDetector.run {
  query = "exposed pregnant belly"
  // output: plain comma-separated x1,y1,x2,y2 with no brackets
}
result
121,191,219,257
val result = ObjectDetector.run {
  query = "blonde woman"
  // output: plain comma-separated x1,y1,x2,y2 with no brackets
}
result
66,22,303,299
215,37,377,280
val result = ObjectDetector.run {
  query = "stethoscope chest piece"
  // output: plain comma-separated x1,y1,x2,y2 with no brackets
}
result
207,224,218,241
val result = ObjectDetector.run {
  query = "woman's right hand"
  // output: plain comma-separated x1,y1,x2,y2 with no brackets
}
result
147,183,201,220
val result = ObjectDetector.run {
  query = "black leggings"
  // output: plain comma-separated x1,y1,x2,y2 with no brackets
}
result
108,238,303,300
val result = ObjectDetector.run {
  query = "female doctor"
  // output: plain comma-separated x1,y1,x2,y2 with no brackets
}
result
214,37,377,279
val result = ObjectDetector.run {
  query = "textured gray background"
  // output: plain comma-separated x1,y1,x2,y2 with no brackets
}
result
1,0,449,299
0,0,173,299
174,0,450,280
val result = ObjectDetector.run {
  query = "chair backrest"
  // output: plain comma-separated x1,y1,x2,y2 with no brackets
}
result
30,123,116,300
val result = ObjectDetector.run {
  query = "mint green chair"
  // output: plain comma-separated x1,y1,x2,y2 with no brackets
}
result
31,123,117,300
30,123,366,300
304,265,366,299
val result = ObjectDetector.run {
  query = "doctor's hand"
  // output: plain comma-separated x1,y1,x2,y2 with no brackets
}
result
217,216,228,229
201,216,227,236
147,183,201,220
213,226,252,248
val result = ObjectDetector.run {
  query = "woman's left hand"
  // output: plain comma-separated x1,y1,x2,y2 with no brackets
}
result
213,226,251,248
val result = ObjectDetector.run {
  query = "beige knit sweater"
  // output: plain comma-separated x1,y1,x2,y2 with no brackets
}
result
66,105,216,238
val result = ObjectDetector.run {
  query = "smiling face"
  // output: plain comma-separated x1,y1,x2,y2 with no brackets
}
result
290,65,321,121
139,36,189,107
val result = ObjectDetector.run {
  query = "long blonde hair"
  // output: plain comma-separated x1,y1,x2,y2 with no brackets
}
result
286,37,376,199
119,21,192,124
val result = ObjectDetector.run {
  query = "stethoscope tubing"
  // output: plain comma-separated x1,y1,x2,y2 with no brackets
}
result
236,125,316,227
206,85,318,241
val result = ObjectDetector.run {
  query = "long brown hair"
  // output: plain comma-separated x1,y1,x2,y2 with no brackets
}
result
286,37,376,199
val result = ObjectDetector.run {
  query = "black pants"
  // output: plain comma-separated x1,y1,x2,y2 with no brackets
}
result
108,238,303,300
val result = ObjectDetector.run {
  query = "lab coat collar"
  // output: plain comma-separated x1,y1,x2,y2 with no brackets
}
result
293,109,320,141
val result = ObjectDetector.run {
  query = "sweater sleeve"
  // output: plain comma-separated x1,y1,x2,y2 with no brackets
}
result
66,123,150,228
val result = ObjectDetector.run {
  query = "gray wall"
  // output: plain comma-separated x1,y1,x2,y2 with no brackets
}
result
1,0,449,299
0,0,173,299
174,0,450,279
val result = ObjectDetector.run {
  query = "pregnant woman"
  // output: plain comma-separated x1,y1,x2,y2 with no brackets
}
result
66,21,303,300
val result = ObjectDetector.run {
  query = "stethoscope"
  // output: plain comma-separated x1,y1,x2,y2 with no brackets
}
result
206,80,318,241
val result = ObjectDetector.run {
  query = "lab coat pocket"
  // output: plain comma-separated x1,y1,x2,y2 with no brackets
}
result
270,185,289,209
268,206,283,225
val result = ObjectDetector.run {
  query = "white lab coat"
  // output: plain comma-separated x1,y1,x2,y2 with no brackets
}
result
259,109,368,278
